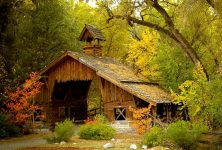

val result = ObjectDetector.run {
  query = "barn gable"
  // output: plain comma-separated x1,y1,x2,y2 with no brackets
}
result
36,25,173,125
36,50,173,124
39,51,171,104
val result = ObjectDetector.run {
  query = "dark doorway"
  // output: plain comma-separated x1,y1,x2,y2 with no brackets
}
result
52,80,91,121
134,96,149,108
114,107,126,120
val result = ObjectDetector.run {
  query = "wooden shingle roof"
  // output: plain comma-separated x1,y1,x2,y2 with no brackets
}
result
79,24,105,41
39,51,171,105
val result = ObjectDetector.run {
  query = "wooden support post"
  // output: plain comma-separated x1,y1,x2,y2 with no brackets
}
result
166,104,169,123
151,105,157,126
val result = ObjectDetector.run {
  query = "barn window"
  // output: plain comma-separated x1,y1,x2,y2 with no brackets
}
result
114,107,126,120
33,109,44,121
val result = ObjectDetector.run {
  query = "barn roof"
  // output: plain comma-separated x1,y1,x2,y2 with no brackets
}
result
39,51,171,104
79,24,106,41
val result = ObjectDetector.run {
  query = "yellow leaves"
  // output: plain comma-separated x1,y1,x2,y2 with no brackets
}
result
193,105,201,116
171,79,204,122
193,62,208,82
127,29,159,79
171,80,199,107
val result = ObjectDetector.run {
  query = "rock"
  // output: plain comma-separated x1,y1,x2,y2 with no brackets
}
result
142,145,147,150
111,138,115,142
116,139,124,143
73,142,77,145
55,143,59,145
130,144,137,149
103,142,114,149
60,141,66,145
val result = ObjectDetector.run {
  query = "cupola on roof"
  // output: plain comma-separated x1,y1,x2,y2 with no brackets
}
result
79,24,106,42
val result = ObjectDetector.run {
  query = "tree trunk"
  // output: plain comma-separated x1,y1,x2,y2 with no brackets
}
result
105,0,209,79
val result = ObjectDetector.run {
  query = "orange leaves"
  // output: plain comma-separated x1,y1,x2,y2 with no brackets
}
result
5,72,44,125
84,117,98,125
129,103,153,134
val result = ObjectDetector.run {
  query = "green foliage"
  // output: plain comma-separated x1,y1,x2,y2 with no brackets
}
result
167,120,207,149
5,0,80,81
93,114,109,124
101,19,131,59
79,123,115,140
69,2,131,59
174,0,222,77
143,121,207,149
87,80,102,111
171,69,222,129
46,119,75,143
0,112,20,138
143,126,165,148
156,41,194,91
79,114,114,140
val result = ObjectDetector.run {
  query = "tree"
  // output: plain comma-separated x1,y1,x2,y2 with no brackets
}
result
73,2,132,59
126,29,159,80
98,0,222,129
4,72,44,125
98,0,222,80
3,0,81,82
129,103,152,134
171,71,222,129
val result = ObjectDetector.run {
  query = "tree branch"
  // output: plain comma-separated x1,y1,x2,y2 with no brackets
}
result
105,6,179,42
205,0,214,8
151,0,209,79
104,1,209,79
127,16,179,43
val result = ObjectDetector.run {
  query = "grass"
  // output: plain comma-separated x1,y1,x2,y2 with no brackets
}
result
0,133,46,144
38,133,143,150
0,132,167,149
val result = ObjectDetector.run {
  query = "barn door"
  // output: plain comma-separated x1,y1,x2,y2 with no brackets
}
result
114,107,126,120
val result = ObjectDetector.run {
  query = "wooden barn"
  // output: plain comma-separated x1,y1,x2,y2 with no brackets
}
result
36,24,175,126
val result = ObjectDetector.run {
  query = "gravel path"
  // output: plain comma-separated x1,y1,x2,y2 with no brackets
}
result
0,138,47,150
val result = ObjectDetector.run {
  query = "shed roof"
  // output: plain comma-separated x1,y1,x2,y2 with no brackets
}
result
79,24,106,41
39,51,171,105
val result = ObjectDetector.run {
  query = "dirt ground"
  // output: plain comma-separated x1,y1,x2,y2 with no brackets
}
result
0,133,143,150
0,134,47,150
20,148,95,150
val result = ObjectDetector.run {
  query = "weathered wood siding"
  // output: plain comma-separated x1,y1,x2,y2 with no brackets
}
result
45,56,95,102
98,77,136,121
35,56,96,124
36,56,95,103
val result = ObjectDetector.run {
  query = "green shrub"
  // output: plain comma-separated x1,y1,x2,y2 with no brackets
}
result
46,119,75,143
0,113,20,138
94,114,108,124
79,123,115,140
143,126,165,147
167,120,207,150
